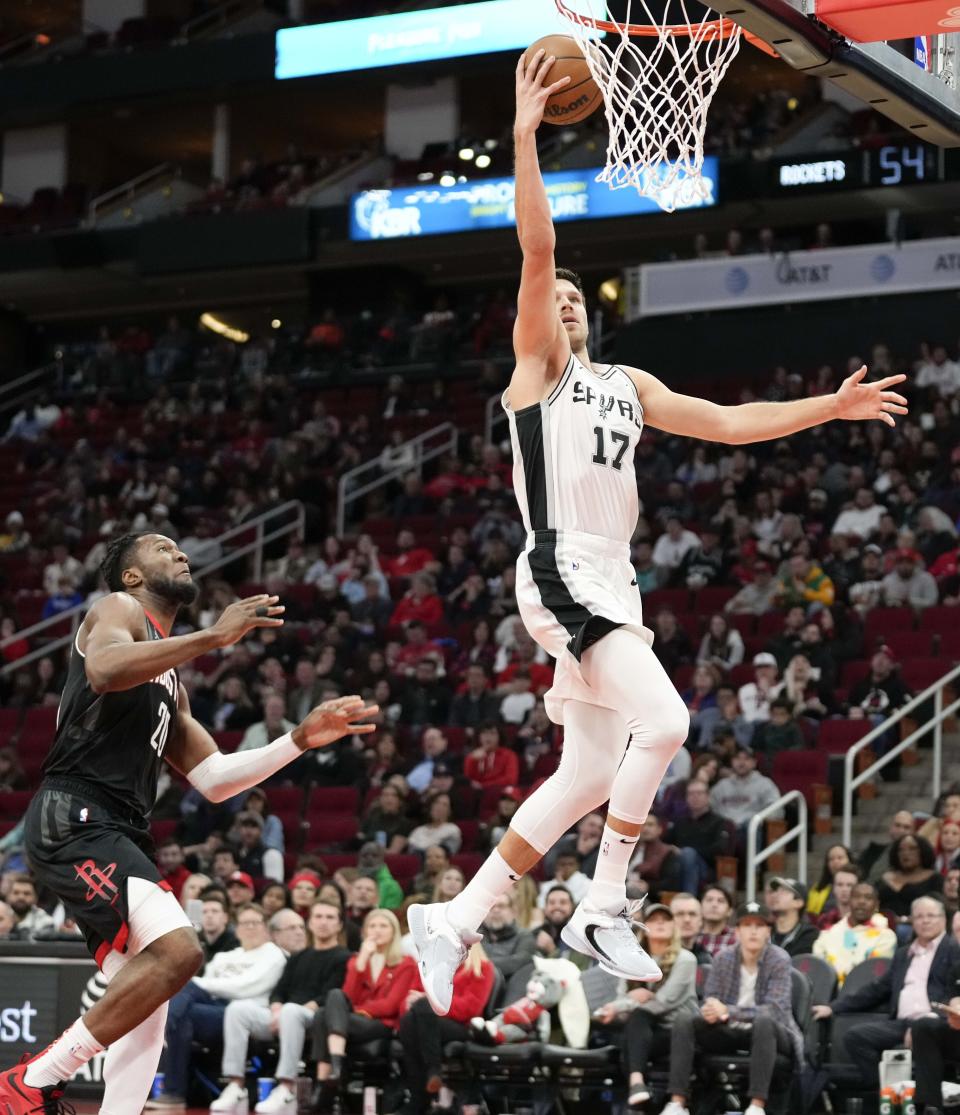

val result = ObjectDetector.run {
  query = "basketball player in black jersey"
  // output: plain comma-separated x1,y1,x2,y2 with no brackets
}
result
0,531,377,1115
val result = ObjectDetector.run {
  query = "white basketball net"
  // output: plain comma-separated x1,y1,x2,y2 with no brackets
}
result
556,0,743,212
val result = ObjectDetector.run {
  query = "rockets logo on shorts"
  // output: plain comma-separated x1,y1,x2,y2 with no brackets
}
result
74,859,120,906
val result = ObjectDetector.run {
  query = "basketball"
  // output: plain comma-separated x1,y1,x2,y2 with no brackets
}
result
525,34,601,125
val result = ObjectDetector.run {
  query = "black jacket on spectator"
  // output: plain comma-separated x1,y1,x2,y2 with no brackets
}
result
399,679,451,725
269,945,352,1005
771,920,820,957
832,937,960,1017
670,810,729,865
310,740,364,787
847,673,911,717
202,926,239,968
448,690,501,730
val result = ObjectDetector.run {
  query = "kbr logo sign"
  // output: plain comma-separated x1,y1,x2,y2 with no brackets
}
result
0,1002,38,1043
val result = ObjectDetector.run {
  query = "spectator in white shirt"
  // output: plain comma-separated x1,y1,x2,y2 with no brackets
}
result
881,549,939,610
238,694,296,753
737,653,783,724
537,850,590,905
916,344,960,397
42,543,83,595
832,488,886,541
652,516,700,575
158,902,286,1105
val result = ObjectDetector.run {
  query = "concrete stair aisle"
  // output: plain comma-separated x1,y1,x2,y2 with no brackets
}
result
771,732,960,882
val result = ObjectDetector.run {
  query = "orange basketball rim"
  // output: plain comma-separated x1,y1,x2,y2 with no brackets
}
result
554,0,780,56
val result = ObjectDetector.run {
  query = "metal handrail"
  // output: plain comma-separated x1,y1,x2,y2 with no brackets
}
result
176,0,264,42
842,661,960,847
745,790,808,903
0,30,49,66
484,392,508,447
0,501,304,678
87,163,175,225
336,423,457,538
0,363,61,416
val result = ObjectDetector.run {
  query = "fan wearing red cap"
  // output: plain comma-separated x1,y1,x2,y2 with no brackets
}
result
226,871,256,904
880,547,938,609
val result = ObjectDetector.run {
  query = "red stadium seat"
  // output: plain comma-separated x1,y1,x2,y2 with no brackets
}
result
864,607,914,646
729,663,755,688
727,613,759,636
757,612,787,638
150,819,177,844
306,814,359,848
308,786,359,813
840,660,870,688
817,719,871,754
771,750,828,804
0,791,32,818
214,731,243,753
0,709,22,737
645,589,692,615
452,852,483,878
882,631,933,660
936,629,960,659
694,586,737,614
457,820,480,851
264,786,305,814
901,657,948,691
917,605,958,633
22,708,57,734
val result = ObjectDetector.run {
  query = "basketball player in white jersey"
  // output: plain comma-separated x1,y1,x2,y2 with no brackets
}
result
409,47,908,1016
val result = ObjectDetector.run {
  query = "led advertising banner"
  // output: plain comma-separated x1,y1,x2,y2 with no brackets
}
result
350,160,719,240
276,0,599,79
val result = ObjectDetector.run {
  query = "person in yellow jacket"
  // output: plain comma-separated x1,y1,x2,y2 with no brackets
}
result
813,882,897,985
776,553,835,610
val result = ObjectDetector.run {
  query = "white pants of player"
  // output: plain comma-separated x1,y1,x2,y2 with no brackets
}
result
99,877,194,1115
222,1001,313,1082
509,628,690,854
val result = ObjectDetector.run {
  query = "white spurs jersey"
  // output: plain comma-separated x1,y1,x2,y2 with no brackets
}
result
503,352,644,544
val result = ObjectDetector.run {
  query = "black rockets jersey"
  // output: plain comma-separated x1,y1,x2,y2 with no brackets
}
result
43,604,179,824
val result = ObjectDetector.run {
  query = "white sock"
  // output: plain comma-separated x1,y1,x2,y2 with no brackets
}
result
100,1003,168,1115
586,824,639,913
446,849,519,935
25,1017,105,1087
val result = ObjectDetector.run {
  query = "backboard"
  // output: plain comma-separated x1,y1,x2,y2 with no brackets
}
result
706,0,960,144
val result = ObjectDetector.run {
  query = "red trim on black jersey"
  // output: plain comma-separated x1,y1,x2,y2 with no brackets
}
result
141,608,169,637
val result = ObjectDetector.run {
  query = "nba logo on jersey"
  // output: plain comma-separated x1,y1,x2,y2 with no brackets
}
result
79,808,88,823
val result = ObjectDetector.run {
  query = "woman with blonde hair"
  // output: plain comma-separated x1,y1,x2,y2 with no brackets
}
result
398,942,496,1113
512,874,544,930
780,653,835,722
310,909,417,1088
593,904,698,1107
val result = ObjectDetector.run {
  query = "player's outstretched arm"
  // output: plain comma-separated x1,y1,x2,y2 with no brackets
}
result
510,49,571,412
165,690,378,803
83,592,285,694
631,364,908,444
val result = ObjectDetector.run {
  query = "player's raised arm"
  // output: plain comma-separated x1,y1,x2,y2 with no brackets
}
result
630,364,908,444
83,591,285,694
164,688,378,802
509,49,572,411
